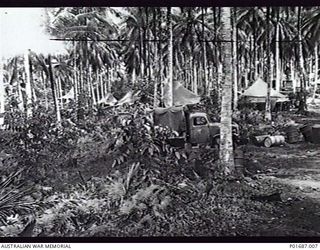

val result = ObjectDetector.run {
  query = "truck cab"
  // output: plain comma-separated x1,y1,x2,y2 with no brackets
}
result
153,107,239,147
187,111,239,146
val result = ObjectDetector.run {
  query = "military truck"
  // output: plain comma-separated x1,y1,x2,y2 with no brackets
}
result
153,106,239,148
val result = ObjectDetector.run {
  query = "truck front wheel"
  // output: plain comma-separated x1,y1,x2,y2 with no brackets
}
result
211,136,220,149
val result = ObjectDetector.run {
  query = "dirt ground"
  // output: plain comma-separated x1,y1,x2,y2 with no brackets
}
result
243,106,320,236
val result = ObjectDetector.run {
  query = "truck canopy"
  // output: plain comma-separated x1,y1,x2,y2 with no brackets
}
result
153,106,187,133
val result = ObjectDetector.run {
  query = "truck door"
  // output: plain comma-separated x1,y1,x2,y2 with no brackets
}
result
190,115,210,144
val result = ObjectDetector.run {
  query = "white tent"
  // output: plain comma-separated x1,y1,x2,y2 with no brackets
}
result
241,78,289,103
117,91,141,105
97,93,117,105
59,88,74,100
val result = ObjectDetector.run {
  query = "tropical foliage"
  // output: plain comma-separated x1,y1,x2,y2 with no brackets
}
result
0,6,319,237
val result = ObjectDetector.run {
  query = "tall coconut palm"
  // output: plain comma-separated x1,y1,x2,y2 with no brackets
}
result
24,50,33,117
164,7,173,107
120,8,147,79
46,7,119,109
172,7,214,95
0,13,4,126
265,7,272,121
219,7,235,174
237,7,266,82
0,58,4,126
47,54,61,122
232,7,238,110
297,6,307,112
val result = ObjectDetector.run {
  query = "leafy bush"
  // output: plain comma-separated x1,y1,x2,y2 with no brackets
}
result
0,101,287,237
0,169,38,237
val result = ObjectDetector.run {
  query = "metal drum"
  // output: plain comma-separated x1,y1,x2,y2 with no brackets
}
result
264,135,285,148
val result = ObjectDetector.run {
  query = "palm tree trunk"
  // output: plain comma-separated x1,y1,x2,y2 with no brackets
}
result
193,57,198,95
102,72,107,97
165,7,174,107
153,19,158,108
100,70,104,98
208,62,213,93
79,60,83,95
290,59,297,93
89,67,96,106
312,42,318,102
24,50,33,117
265,7,272,121
57,77,63,109
29,55,36,104
97,70,101,102
260,47,264,79
48,54,61,122
253,8,258,80
298,6,307,112
145,7,151,80
275,16,281,92
73,43,78,105
0,56,4,127
213,7,219,94
270,53,274,84
17,79,24,111
249,35,253,81
107,67,112,92
241,56,248,89
158,7,164,106
232,7,238,110
219,7,235,174
217,62,223,98
201,7,208,95
139,26,144,77
41,71,48,110
0,14,5,127
132,67,136,86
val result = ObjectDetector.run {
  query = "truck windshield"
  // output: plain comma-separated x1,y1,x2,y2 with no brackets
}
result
193,117,207,126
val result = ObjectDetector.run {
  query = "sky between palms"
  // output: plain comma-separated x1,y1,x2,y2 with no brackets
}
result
0,8,67,58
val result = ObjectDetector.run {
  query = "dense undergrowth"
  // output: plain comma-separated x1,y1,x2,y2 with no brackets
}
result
0,103,300,237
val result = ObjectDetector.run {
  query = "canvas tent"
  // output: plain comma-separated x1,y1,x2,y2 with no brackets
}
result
97,93,117,105
241,78,289,108
164,81,201,107
58,88,74,100
153,106,186,134
117,91,141,105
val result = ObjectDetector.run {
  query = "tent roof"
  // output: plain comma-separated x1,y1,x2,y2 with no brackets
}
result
173,81,200,106
97,93,117,105
117,91,140,105
242,78,287,99
164,81,200,107
59,88,74,100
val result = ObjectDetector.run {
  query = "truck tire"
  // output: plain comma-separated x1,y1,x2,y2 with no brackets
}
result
211,136,220,149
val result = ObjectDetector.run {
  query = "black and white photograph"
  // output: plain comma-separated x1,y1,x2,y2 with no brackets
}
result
0,5,320,239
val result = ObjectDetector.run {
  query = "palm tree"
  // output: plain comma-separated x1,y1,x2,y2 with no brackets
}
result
219,7,235,174
47,54,61,122
120,8,146,80
166,7,173,107
46,7,119,109
24,50,33,117
232,7,238,110
0,58,4,127
302,7,320,102
297,6,307,112
265,7,272,121
237,7,266,82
